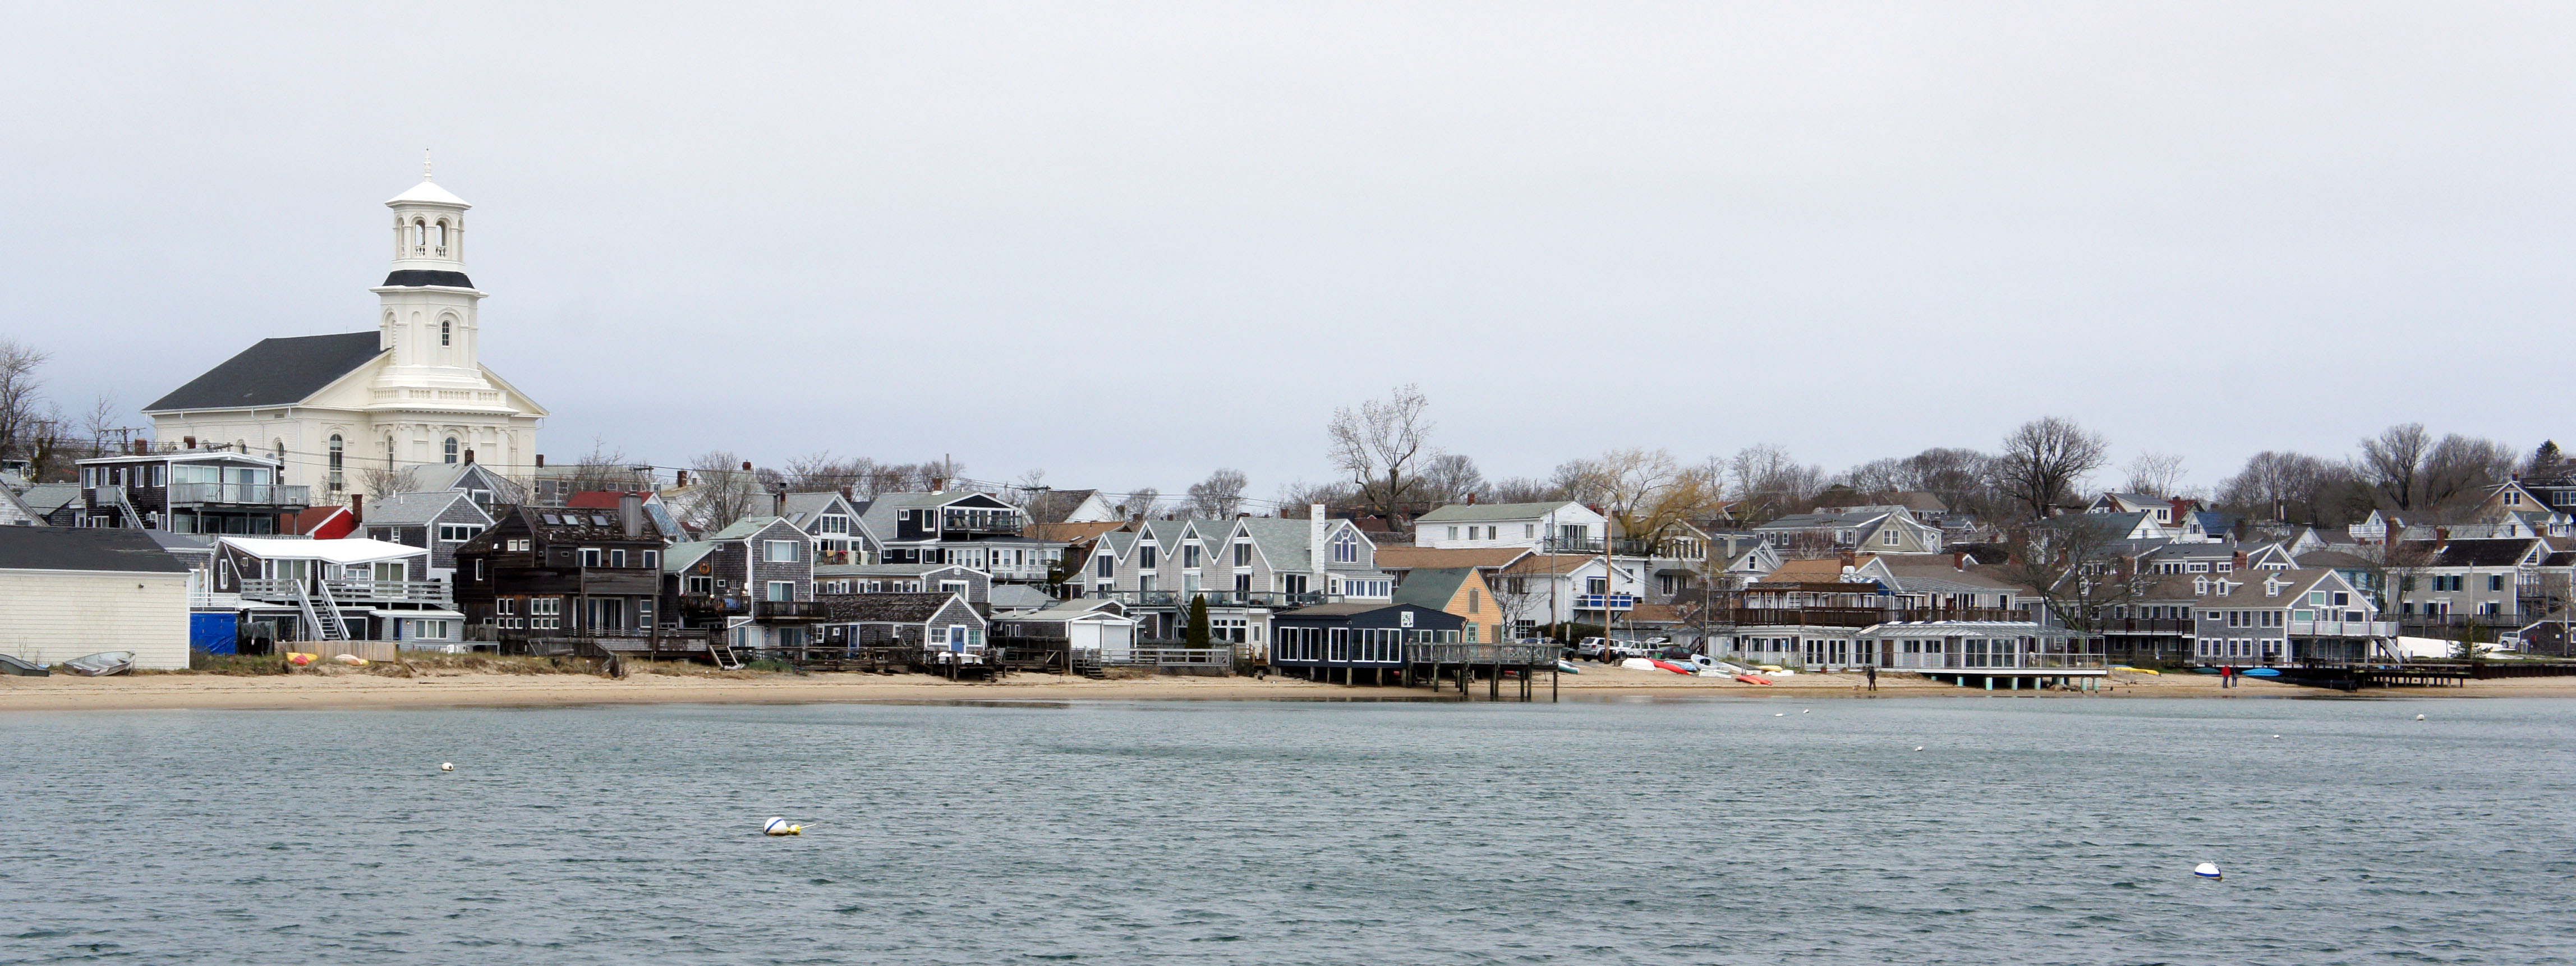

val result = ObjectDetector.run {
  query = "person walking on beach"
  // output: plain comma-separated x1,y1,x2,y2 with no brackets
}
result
1865,663,1878,692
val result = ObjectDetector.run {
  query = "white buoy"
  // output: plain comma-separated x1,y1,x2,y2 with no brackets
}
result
2193,862,2222,880
1774,712,1784,717
2416,714,2427,721
1913,746,1924,751
2272,735,2281,739
1801,709,1811,714
439,762,454,772
762,817,803,836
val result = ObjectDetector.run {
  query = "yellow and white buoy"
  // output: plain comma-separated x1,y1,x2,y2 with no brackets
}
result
763,817,803,836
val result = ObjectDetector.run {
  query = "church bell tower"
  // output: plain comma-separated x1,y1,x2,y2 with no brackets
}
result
374,155,485,377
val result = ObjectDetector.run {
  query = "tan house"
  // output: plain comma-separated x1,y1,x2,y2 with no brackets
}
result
1392,567,1502,642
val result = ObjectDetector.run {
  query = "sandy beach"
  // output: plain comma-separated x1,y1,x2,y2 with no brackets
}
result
5,662,2568,712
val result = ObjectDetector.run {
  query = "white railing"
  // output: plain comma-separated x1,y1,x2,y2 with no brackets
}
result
2290,619,2395,637
240,577,450,604
168,482,312,507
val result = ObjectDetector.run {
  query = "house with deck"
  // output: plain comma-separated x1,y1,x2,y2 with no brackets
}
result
73,451,310,535
452,499,671,653
358,489,495,584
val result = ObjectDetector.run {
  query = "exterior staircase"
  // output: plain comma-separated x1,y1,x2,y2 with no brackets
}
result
707,625,744,670
295,579,349,645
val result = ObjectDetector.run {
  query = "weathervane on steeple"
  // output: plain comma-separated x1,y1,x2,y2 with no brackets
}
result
424,149,434,180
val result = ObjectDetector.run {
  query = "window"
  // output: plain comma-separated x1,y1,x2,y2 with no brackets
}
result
580,548,601,567
1139,546,1158,569
440,320,451,346
2488,574,2506,592
941,580,969,596
686,575,714,594
767,581,794,602
1881,529,1900,546
610,549,627,568
1234,542,1250,566
819,514,849,535
530,596,562,629
438,524,481,543
1525,524,1535,539
1467,589,1481,614
1235,572,1252,592
473,559,485,581
1586,576,1609,595
327,435,344,491
765,540,800,563
505,538,531,552
1183,545,1200,568
1097,554,1114,578
443,438,459,464
1447,526,1459,540
1332,535,1358,564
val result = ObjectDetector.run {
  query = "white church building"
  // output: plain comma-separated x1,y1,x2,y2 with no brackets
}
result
144,167,547,503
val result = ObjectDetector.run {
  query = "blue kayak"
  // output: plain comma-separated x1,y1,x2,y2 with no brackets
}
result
2191,666,2223,675
2241,668,2282,678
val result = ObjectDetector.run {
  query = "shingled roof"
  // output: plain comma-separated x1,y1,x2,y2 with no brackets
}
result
145,333,384,412
0,527,190,573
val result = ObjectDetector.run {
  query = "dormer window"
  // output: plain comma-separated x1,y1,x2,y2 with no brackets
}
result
2193,578,2208,595
1332,533,1359,564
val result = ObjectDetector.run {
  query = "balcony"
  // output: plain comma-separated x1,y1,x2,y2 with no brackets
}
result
168,481,311,508
939,513,1024,536
754,600,829,622
239,577,451,604
1540,537,1660,556
1090,590,1338,609
2290,619,2396,637
1719,607,2027,629
2096,618,2196,634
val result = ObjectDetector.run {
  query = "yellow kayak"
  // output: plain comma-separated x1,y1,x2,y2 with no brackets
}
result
1756,665,1787,673
2110,666,2160,675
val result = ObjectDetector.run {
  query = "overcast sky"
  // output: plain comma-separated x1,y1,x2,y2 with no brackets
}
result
4,3,2570,500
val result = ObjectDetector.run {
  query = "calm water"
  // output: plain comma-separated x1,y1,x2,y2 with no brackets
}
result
4,696,2574,965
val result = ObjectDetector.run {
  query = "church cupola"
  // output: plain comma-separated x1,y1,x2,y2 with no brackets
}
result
383,154,473,288
372,156,486,371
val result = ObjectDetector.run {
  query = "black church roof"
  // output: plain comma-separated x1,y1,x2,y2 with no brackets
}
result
144,332,385,412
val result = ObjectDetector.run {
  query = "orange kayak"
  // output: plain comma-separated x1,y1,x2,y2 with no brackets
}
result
1735,674,1773,686
1650,660,1694,675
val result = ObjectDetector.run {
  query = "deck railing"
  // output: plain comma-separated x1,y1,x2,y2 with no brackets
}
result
168,482,311,508
238,577,450,604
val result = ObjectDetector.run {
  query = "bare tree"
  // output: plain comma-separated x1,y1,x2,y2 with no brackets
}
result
565,438,648,493
1187,468,1249,518
783,451,871,493
79,393,126,458
0,338,50,463
2359,423,2434,512
683,451,763,532
1327,384,1435,522
1993,417,2109,520
2419,434,2514,513
1483,476,1563,505
1994,516,2151,637
1561,448,1717,553
1724,444,1826,520
358,465,424,499
2123,452,2187,497
1115,487,1161,519
1274,480,1357,518
1415,453,1485,506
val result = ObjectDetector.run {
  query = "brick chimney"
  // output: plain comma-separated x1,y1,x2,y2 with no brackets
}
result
1952,550,1966,571
1838,549,1856,571
535,454,545,468
349,493,364,524
1465,493,1475,505
2170,496,2192,523
463,448,475,464
2232,549,2248,569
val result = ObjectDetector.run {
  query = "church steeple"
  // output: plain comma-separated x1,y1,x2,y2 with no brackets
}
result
374,159,485,372
385,153,473,283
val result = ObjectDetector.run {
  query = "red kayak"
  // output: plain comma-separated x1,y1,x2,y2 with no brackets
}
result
1735,674,1773,686
1650,660,1694,675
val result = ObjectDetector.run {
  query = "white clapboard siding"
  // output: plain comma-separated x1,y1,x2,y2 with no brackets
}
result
0,571,191,670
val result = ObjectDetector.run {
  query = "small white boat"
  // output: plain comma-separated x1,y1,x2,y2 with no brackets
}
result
1556,660,1582,674
1620,657,1658,671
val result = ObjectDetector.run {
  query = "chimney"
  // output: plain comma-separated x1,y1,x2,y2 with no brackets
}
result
676,470,690,488
1838,549,1856,570
620,491,643,539
535,454,545,468
741,461,752,472
2434,527,2450,550
349,493,364,525
2232,550,2248,569
182,435,196,449
771,488,786,519
1308,503,1327,578
2170,496,2190,522
1952,550,1966,571
130,439,147,456
1466,493,1475,505
463,448,475,464
840,485,853,500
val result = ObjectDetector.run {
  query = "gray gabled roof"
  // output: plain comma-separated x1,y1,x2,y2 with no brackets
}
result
144,332,385,412
663,541,719,573
0,526,190,573
19,484,84,514
1392,568,1473,608
363,490,490,527
1416,501,1575,523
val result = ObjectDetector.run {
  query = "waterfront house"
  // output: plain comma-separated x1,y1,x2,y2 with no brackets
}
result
0,526,192,670
452,499,669,650
814,562,989,604
1390,567,1502,642
74,450,310,534
813,591,988,660
778,491,873,565
213,535,452,651
1752,505,1945,555
1414,500,1609,553
1269,601,1464,684
663,516,824,652
992,598,1137,670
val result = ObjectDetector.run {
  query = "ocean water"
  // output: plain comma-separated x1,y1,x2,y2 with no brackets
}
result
4,696,2573,965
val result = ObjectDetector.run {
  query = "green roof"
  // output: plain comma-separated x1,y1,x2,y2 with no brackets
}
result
1392,567,1473,608
1415,501,1574,523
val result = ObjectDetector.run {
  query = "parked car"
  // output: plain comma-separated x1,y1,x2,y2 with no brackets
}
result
1570,637,1611,660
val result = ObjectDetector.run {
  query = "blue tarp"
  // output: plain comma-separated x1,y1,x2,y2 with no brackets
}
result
190,613,238,655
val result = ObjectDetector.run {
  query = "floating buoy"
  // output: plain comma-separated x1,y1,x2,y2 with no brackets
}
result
2194,862,2221,880
1774,712,1784,717
2416,714,2426,721
762,817,802,836
1801,709,1811,714
2271,735,2281,739
439,762,454,772
1913,746,1924,751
